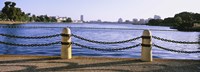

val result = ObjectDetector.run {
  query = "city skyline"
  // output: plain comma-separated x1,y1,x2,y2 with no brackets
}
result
0,0,200,21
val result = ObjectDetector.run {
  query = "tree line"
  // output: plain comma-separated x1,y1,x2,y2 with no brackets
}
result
0,1,72,23
147,12,200,30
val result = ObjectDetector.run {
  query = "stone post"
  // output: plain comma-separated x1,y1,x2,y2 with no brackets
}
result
61,28,72,59
141,30,152,62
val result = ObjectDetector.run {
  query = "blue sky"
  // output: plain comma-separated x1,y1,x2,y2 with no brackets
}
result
0,0,200,21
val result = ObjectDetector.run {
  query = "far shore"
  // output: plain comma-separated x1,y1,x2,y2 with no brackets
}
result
0,21,27,24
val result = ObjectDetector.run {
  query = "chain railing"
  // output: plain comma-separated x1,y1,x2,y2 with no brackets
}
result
0,33,72,47
70,33,141,51
0,26,64,28
153,44,200,53
72,34,141,44
0,27,199,61
72,42,141,51
0,41,61,47
0,33,61,39
152,36,200,54
152,36,200,44
0,27,142,59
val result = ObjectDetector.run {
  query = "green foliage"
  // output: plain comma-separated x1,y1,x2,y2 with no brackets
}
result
175,12,193,23
0,1,29,21
66,18,72,22
0,1,62,22
33,15,58,22
147,19,163,26
4,1,11,6
148,11,200,30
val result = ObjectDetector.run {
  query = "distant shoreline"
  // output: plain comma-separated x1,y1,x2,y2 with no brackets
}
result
0,21,27,24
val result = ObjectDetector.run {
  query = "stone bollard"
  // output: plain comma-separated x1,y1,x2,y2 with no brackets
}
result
141,30,152,62
61,28,72,59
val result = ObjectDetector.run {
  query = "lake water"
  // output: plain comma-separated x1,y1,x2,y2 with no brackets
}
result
0,23,199,60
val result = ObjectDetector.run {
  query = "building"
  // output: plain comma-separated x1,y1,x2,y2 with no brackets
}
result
73,20,82,23
138,19,145,24
132,18,138,24
56,17,67,23
89,19,102,23
80,15,84,22
97,19,102,22
125,20,131,23
193,23,200,28
118,18,123,23
154,15,161,19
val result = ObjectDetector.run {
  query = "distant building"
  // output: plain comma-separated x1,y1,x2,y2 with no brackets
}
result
118,18,123,23
80,15,84,22
89,19,102,23
138,19,145,24
73,20,82,23
132,18,138,24
97,19,102,22
125,20,131,23
154,15,161,19
56,17,67,23
193,23,200,28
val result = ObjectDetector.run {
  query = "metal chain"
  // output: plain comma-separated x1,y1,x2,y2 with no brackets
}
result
0,26,64,28
152,36,200,44
71,34,141,44
0,33,61,39
153,43,200,53
72,42,141,51
0,41,61,47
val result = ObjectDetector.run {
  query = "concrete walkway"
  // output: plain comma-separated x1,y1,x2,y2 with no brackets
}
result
0,55,199,72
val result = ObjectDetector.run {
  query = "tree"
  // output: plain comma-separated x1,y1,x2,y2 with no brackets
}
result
50,17,57,22
8,4,16,21
32,14,36,21
4,1,11,6
15,8,22,21
66,18,72,23
162,17,175,26
10,2,16,7
147,19,163,26
44,15,50,22
1,1,11,20
174,16,182,27
0,1,72,23
174,12,193,23
0,1,32,21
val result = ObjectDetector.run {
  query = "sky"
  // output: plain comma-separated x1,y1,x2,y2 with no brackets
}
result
0,0,200,21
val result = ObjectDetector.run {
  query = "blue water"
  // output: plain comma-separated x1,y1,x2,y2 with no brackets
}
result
0,23,199,60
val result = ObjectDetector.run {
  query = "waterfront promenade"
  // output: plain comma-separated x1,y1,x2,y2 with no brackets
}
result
0,55,199,72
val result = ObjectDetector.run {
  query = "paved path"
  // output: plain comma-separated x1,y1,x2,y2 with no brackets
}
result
0,55,199,72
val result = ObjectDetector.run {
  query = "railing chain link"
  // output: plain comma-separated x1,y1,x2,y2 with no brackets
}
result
153,43,200,53
0,41,61,47
0,33,61,39
72,42,141,51
152,36,200,44
72,34,141,44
